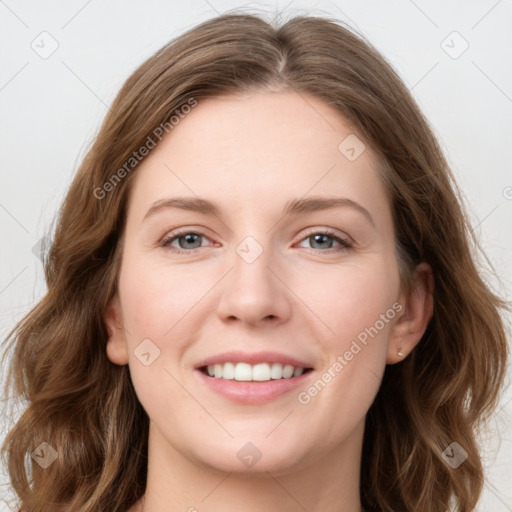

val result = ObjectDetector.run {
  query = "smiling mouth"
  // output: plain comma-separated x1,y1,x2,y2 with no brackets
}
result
199,362,313,382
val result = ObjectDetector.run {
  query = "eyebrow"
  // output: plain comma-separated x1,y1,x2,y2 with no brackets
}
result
143,195,375,226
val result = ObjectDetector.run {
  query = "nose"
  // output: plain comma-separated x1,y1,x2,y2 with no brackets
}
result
216,242,292,327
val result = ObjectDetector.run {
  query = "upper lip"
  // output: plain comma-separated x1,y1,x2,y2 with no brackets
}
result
194,350,314,369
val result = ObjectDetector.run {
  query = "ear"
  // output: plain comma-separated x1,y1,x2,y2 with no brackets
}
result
104,293,129,365
387,262,434,364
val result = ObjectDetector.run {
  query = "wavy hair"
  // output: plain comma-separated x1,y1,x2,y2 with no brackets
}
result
1,12,509,512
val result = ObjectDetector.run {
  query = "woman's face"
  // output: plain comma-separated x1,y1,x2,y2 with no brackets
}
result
105,90,413,475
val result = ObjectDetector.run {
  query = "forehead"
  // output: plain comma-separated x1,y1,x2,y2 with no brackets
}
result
127,91,390,226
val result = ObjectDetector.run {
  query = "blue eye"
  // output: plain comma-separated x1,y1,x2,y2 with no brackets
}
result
160,228,353,254
161,232,208,252
297,229,353,252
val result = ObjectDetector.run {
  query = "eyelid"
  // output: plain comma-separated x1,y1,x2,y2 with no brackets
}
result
298,226,353,243
295,226,353,251
160,227,217,252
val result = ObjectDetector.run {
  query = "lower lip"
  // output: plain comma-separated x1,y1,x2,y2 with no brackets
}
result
194,369,314,404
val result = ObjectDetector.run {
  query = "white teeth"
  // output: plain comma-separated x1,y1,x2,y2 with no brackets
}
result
214,364,223,378
204,362,307,381
282,364,294,378
270,363,283,379
234,362,252,381
252,363,271,381
223,362,235,380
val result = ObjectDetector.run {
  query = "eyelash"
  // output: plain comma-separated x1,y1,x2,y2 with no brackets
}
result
160,228,353,254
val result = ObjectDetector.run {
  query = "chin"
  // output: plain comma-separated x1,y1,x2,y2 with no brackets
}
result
186,435,312,476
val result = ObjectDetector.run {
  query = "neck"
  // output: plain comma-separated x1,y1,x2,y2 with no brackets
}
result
135,418,366,512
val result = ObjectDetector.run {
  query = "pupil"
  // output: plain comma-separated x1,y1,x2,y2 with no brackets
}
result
312,234,331,249
180,233,201,249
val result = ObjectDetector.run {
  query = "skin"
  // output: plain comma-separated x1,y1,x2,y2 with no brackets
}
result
104,90,434,512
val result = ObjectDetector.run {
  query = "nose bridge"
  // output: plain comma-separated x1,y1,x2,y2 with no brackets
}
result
216,233,291,325
232,234,272,287
232,233,276,301
235,234,266,266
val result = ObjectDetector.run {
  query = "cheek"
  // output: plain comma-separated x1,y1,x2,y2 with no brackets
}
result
117,257,198,418
293,262,398,440
294,256,399,349
118,253,209,339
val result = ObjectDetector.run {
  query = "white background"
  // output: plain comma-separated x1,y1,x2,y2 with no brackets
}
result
1,0,511,510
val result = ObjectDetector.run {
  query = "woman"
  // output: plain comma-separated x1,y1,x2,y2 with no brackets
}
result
1,12,509,512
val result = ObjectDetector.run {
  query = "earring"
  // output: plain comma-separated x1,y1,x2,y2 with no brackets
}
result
397,349,404,357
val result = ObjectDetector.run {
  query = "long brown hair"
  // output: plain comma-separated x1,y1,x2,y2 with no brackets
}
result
1,12,509,512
